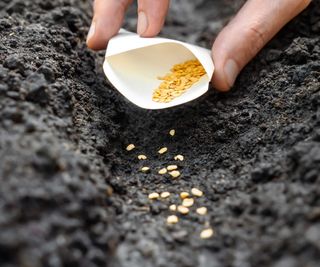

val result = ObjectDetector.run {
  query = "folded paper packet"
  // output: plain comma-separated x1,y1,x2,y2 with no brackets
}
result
103,29,214,109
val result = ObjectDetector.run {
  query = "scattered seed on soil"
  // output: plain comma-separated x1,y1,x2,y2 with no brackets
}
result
141,167,150,172
180,192,190,199
191,188,203,197
182,198,194,207
148,192,160,200
177,205,189,215
169,129,175,136
152,59,206,103
167,165,178,171
169,204,177,211
196,207,207,215
167,215,179,224
160,192,170,198
158,168,167,175
138,154,147,160
126,144,135,151
174,155,184,161
158,147,168,154
169,170,180,178
200,228,214,239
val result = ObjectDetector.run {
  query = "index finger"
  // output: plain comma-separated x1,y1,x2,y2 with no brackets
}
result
87,0,133,51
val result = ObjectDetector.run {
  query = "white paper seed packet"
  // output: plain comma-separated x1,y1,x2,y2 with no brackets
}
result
103,29,214,109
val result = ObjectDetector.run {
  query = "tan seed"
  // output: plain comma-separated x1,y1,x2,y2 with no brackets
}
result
200,228,214,239
148,192,159,200
169,204,177,211
158,147,168,154
174,155,184,161
158,168,167,175
180,192,190,199
169,129,175,136
169,170,180,178
167,215,179,224
196,207,207,215
141,167,150,172
167,165,178,171
177,205,189,215
138,154,147,160
126,144,135,151
182,198,194,207
191,188,203,197
160,192,170,199
152,59,206,103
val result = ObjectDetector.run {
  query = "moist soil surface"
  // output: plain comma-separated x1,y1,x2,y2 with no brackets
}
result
1,1,320,267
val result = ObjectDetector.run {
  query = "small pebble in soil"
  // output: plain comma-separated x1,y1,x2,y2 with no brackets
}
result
174,154,184,161
200,228,214,239
167,215,179,224
148,192,160,200
177,205,189,215
158,147,168,154
126,144,135,151
141,167,150,173
191,188,203,197
160,192,170,199
167,165,178,171
182,198,194,207
169,204,177,211
169,170,180,178
180,192,190,199
158,168,167,174
196,207,207,215
138,154,147,160
169,129,175,136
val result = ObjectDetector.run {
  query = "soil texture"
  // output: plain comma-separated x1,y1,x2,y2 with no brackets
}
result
0,0,320,267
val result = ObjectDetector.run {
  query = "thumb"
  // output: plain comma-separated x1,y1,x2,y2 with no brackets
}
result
211,0,311,91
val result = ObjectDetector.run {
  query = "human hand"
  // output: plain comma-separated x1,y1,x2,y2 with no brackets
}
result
86,0,311,91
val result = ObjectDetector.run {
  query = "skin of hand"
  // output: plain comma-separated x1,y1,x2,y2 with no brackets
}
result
86,0,311,91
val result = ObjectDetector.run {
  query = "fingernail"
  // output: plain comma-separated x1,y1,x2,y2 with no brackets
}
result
224,59,239,87
137,11,148,35
86,21,96,43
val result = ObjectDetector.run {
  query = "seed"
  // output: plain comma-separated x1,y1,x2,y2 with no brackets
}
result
182,198,194,207
169,204,177,211
167,215,179,224
180,192,190,199
158,147,168,154
160,192,170,199
167,165,178,171
169,170,180,178
148,192,159,200
141,167,150,172
196,207,207,215
126,144,135,151
177,205,189,215
200,228,214,239
138,154,147,160
169,129,175,136
174,155,184,161
152,59,206,103
191,188,203,197
158,168,167,175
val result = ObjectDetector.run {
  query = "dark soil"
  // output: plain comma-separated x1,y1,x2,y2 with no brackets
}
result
1,0,320,267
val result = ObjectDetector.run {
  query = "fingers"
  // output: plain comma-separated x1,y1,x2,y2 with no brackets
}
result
87,0,132,50
211,0,311,91
137,0,170,37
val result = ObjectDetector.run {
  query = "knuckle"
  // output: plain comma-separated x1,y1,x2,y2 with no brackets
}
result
246,23,268,58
